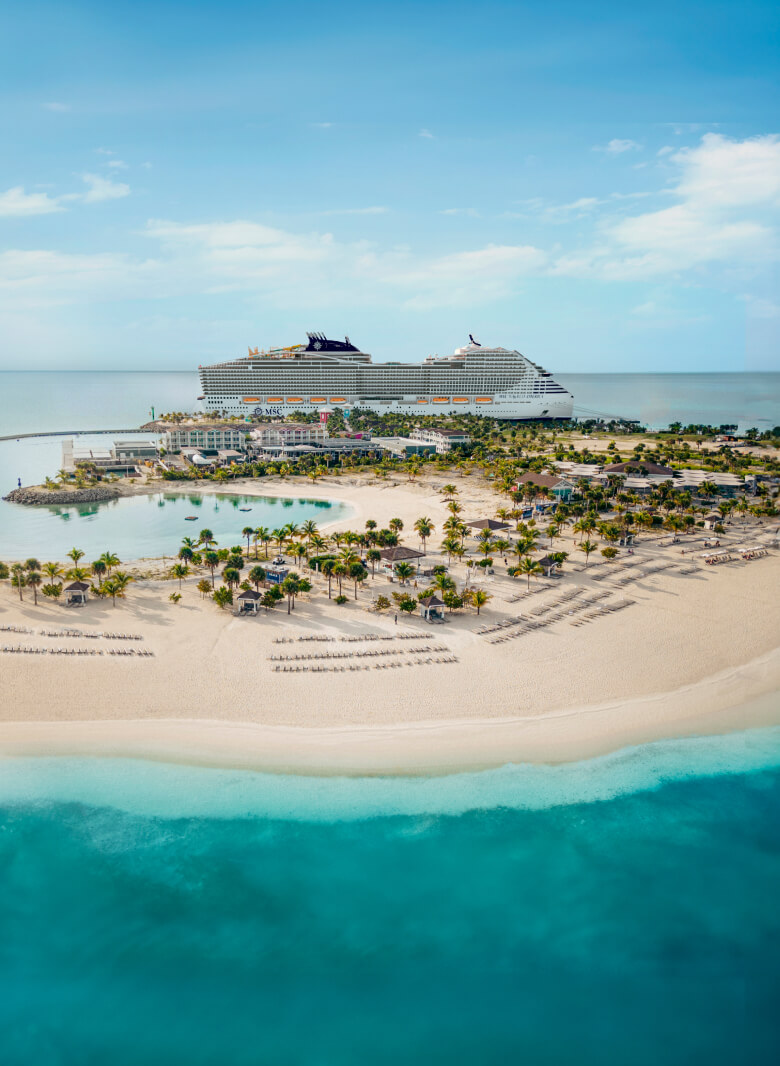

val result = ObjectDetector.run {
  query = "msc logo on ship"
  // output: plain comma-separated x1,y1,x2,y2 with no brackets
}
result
253,406,283,417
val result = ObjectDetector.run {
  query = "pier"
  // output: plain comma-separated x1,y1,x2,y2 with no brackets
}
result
0,429,143,443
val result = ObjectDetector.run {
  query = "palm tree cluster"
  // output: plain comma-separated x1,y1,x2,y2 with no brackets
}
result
0,548,133,608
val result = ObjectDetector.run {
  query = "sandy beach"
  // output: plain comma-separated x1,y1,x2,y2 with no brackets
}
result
2,473,778,773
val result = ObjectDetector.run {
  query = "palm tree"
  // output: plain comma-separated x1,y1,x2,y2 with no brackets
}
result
493,538,511,563
394,562,415,586
11,564,26,601
25,558,42,574
413,517,434,553
203,550,220,587
271,528,287,554
469,588,491,615
578,539,597,566
242,526,255,555
281,574,302,614
67,547,85,566
27,571,43,604
43,562,63,582
290,543,308,568
301,519,319,546
198,528,215,549
366,548,382,577
66,566,90,581
321,558,337,599
169,563,190,589
255,527,272,558
440,484,458,500
248,565,266,591
349,562,368,599
514,557,543,590
99,551,120,574
332,561,347,597
389,518,403,535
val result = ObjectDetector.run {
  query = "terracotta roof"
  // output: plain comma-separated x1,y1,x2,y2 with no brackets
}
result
379,546,425,561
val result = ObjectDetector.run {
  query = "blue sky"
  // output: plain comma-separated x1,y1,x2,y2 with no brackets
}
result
0,0,778,371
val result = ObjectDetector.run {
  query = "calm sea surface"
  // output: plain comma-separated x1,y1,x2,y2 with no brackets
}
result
1,729,779,1065
0,371,778,437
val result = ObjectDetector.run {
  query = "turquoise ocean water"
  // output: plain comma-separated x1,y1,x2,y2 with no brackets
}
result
1,729,779,1065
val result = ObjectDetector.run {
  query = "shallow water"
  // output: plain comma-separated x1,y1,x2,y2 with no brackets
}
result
0,488,348,562
1,730,779,1064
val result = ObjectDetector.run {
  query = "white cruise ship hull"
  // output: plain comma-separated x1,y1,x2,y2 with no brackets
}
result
198,335,574,421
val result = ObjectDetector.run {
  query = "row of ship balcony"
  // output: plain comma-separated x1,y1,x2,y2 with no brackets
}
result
208,395,498,405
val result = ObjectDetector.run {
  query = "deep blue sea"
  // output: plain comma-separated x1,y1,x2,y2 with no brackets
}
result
1,730,779,1065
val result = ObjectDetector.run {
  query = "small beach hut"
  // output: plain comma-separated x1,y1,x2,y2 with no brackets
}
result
64,580,90,606
419,593,446,622
236,589,262,613
536,555,559,578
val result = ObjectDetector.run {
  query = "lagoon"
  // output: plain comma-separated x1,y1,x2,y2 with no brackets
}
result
0,490,349,562
0,432,350,561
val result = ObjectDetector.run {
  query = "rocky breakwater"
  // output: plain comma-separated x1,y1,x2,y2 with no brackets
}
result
3,485,122,505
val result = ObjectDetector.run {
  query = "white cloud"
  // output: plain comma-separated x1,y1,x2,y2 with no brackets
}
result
80,173,131,203
556,133,780,279
657,146,674,157
671,132,780,208
312,122,332,129
0,249,157,308
419,128,434,139
95,147,115,156
595,138,642,155
107,159,128,170
440,208,480,217
42,101,70,112
0,186,64,217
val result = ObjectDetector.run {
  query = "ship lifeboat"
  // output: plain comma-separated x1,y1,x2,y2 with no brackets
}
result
242,397,261,403
287,397,303,403
266,397,283,403
432,397,449,404
330,397,347,403
475,397,493,403
452,397,469,403
417,399,428,404
310,397,327,403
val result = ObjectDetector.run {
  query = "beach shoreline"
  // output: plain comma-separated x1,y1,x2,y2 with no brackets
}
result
1,648,777,775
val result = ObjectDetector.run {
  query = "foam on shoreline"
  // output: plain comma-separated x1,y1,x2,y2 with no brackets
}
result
0,724,778,821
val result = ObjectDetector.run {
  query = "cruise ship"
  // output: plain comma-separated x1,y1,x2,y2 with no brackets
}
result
198,334,574,420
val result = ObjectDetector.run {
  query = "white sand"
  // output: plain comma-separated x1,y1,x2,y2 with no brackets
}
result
1,474,778,774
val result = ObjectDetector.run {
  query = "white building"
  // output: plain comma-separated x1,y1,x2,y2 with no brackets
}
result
410,427,471,453
164,424,250,453
249,422,327,448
